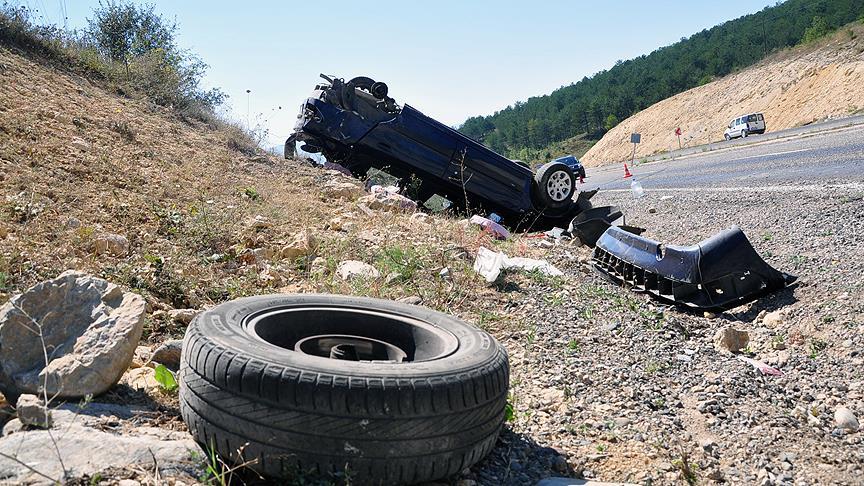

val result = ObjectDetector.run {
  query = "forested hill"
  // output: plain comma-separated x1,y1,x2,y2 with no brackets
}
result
458,0,864,158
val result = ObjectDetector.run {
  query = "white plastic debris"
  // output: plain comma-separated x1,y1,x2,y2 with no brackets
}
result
469,215,510,240
472,247,564,283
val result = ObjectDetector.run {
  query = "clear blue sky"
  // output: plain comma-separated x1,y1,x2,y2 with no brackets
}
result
22,0,776,145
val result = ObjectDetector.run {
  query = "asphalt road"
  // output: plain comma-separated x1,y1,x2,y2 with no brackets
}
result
585,122,864,192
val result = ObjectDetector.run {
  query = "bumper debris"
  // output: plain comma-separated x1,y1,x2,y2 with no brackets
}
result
592,226,796,310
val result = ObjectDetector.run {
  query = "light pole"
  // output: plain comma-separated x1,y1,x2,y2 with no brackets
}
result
246,89,251,130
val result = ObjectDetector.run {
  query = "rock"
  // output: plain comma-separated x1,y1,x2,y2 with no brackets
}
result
281,230,319,260
648,207,657,213
0,271,146,398
16,394,52,428
0,402,198,482
762,310,785,327
167,308,198,325
94,233,129,256
248,215,272,230
703,311,717,319
70,137,91,152
239,247,274,265
0,224,8,239
118,480,141,486
121,367,161,393
336,260,380,281
834,406,859,432
398,296,422,305
151,339,183,371
65,217,81,229
713,327,749,353
358,193,417,213
322,180,361,199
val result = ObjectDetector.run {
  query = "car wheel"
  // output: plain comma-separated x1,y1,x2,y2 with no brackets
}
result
741,129,748,138
534,162,575,209
724,134,731,141
179,294,509,483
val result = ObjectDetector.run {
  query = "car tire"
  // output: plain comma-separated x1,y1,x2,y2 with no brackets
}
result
179,294,509,484
534,162,576,209
724,134,731,141
741,129,748,138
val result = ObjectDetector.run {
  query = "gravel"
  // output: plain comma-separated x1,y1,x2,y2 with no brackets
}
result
462,185,864,485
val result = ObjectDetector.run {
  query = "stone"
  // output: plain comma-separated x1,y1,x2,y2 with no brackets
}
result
151,339,183,371
167,308,198,325
248,215,272,230
121,367,161,393
94,233,129,256
0,402,198,482
398,296,422,305
0,271,146,398
648,207,657,213
70,137,91,152
118,480,141,486
358,193,417,213
713,327,749,353
834,406,859,432
762,310,785,327
16,394,52,428
0,224,8,239
322,180,361,199
281,230,319,260
65,217,81,229
336,260,380,281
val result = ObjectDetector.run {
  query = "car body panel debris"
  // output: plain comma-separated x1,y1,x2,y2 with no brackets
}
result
568,205,644,247
469,215,510,240
473,247,563,283
592,225,796,310
286,74,594,228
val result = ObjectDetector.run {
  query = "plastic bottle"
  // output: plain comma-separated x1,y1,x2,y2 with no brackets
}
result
630,178,645,198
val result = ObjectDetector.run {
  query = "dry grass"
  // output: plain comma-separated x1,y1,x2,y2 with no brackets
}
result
0,45,551,346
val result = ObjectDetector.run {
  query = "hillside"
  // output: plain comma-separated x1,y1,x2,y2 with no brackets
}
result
459,0,864,159
581,23,864,166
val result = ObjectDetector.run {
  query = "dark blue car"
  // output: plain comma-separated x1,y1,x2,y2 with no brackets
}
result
286,75,593,227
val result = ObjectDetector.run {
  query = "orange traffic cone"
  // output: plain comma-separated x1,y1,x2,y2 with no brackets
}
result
623,163,633,179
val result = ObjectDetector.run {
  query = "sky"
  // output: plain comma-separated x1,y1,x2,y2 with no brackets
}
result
21,0,777,146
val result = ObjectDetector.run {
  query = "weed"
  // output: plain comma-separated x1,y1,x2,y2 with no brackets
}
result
580,304,594,320
543,292,564,307
762,231,773,241
524,326,537,349
809,338,828,358
673,450,699,485
240,186,261,201
790,254,808,268
596,444,607,452
645,360,667,374
566,338,581,353
477,310,502,328
375,245,424,283
821,314,835,324
154,364,178,392
0,271,7,292
504,398,515,422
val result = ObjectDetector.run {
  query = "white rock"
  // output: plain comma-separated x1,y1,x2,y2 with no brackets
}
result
358,193,417,213
167,308,197,325
834,406,859,432
281,230,319,259
94,233,129,256
322,180,361,199
336,260,380,281
15,394,52,428
713,327,749,353
0,271,146,398
70,137,91,152
763,310,785,327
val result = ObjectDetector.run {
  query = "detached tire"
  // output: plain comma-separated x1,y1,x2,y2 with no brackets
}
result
179,294,509,484
533,162,575,209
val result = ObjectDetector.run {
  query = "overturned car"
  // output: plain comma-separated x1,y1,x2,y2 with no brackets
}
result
286,75,593,227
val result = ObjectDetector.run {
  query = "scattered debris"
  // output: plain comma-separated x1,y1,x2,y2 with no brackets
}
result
736,355,783,376
469,215,510,240
593,225,796,310
568,206,643,247
0,271,145,399
473,247,563,283
358,192,418,213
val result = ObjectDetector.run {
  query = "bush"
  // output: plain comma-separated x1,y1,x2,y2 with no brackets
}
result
801,16,832,44
0,1,227,123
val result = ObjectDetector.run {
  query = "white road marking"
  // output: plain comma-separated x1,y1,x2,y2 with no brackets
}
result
602,182,864,193
727,148,811,161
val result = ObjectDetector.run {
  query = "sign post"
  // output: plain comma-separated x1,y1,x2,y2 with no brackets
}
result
675,127,682,149
630,132,641,165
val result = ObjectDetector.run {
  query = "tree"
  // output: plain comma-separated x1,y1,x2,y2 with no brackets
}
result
802,16,831,43
604,114,619,131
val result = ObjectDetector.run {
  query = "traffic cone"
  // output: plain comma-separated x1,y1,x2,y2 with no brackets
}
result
623,163,633,179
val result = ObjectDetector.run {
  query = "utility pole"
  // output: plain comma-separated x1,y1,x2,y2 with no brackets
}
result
246,89,251,130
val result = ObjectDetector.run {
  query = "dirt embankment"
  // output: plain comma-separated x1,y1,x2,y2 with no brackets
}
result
582,23,864,166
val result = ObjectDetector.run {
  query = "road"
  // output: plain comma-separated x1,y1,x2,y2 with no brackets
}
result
585,122,864,192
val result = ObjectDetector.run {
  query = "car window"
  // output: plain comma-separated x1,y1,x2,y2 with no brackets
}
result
748,114,757,122
757,114,764,121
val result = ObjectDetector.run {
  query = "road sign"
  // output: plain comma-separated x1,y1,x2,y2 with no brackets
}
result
630,133,641,144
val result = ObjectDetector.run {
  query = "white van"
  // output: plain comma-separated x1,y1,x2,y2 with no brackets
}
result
724,113,766,140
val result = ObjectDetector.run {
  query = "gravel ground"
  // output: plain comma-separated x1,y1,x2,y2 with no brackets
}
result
460,185,864,485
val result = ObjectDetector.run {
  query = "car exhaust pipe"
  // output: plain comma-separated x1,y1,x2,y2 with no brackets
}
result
592,225,796,310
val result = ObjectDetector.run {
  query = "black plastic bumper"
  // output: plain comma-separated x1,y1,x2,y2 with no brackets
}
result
592,226,796,310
